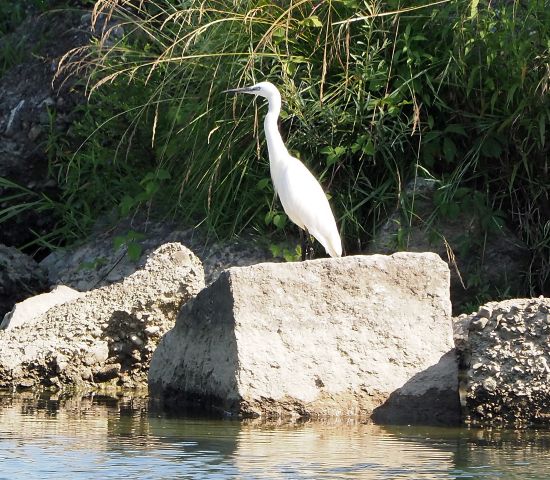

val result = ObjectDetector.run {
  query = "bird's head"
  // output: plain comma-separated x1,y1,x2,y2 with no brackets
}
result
223,81,280,101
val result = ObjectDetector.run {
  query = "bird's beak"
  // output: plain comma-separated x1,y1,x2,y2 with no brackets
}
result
222,86,259,94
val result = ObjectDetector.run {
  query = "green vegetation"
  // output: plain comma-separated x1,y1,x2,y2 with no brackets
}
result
1,0,549,306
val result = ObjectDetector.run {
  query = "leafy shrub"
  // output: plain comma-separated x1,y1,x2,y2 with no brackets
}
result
3,0,549,303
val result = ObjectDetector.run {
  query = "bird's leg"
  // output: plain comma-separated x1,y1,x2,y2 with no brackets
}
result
300,228,307,261
300,229,314,261
306,233,315,260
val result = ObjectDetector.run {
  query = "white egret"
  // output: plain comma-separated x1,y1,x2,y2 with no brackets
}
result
224,81,342,259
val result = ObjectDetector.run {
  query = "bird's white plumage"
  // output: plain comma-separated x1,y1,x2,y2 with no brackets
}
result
272,154,341,257
225,81,342,258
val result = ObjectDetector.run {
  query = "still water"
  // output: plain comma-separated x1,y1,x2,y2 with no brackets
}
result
0,392,549,479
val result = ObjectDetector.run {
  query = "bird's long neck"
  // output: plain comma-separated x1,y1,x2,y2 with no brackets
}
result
264,94,288,164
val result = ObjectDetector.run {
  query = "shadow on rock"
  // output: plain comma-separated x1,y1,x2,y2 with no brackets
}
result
372,350,461,426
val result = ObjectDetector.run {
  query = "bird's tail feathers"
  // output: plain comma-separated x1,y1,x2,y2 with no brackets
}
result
326,231,342,258
310,226,342,258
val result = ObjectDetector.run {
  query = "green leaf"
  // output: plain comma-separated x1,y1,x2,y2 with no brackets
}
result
443,137,457,163
506,84,519,106
454,187,472,200
433,190,444,208
539,114,546,148
424,131,441,143
144,181,159,196
322,145,347,166
334,146,346,157
140,172,156,184
470,0,479,19
300,15,323,28
481,137,502,158
272,27,285,38
127,230,145,242
334,0,359,7
363,140,375,156
269,244,282,258
422,144,437,167
257,178,270,190
445,124,467,136
119,195,135,216
127,242,143,262
441,201,460,218
113,235,126,250
156,169,171,180
273,213,287,229
283,250,295,262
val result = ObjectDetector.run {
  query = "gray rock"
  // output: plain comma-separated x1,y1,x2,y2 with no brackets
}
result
0,244,49,318
40,216,275,291
461,296,550,426
0,11,90,247
1,285,84,330
149,252,459,423
369,179,530,310
0,243,204,392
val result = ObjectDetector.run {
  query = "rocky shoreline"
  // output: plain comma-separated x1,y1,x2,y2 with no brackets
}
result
0,243,204,391
1,6,547,427
1,231,548,426
456,297,550,426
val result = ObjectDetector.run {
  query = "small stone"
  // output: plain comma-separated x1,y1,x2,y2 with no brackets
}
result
130,350,141,363
55,355,69,373
83,342,109,366
144,325,160,336
80,367,93,381
478,306,492,319
93,363,121,382
489,363,501,373
19,379,35,388
49,376,61,388
482,377,498,392
471,317,489,331
28,125,42,141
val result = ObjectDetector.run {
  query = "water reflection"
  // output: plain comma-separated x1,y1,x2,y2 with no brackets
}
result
0,392,549,479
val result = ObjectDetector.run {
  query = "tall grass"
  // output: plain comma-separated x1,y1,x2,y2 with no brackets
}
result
2,0,548,301
57,0,434,239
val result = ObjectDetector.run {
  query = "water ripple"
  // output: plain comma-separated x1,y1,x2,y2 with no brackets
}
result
1,393,549,479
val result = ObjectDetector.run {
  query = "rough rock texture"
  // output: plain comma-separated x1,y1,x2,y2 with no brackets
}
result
149,253,459,423
369,178,530,310
0,11,91,246
1,285,84,330
40,217,276,290
0,244,49,319
0,10,123,248
458,297,550,426
0,243,203,391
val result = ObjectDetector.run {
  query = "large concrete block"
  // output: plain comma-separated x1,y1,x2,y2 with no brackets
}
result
149,253,459,423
